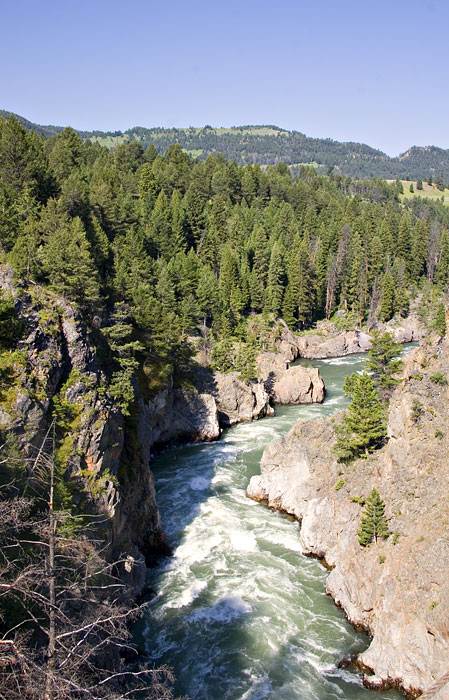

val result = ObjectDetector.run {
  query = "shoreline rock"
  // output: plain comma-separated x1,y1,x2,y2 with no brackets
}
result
256,352,325,404
276,316,424,362
247,343,449,698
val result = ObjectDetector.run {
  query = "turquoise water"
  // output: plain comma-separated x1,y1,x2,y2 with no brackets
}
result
143,348,415,700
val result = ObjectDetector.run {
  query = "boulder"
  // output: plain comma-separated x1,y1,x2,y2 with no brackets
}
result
214,371,274,426
256,352,325,404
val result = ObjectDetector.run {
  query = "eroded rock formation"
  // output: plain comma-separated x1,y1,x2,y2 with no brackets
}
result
247,341,449,697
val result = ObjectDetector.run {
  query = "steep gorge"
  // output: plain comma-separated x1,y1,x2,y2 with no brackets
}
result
247,340,449,697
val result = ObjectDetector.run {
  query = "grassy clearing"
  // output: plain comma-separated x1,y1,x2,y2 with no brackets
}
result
183,148,203,158
89,134,130,148
388,180,449,206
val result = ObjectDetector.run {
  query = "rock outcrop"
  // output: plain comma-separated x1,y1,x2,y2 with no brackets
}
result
276,317,424,362
257,352,325,404
0,269,168,577
247,342,449,697
138,382,220,449
213,371,274,426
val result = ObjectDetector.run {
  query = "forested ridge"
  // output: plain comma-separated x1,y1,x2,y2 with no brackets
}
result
1,114,449,404
4,109,449,180
1,113,449,697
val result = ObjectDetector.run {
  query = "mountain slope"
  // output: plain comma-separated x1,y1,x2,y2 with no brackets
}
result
3,109,449,179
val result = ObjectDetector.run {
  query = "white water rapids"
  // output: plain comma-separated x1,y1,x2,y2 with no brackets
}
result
142,350,414,700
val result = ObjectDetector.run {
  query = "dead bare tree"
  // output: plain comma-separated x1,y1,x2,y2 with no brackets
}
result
0,431,176,700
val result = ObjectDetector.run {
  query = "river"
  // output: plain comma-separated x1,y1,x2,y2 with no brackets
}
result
143,348,415,700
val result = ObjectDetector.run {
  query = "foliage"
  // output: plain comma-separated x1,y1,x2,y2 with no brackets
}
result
430,372,447,385
334,373,387,462
0,294,24,349
358,488,389,546
432,302,446,336
411,399,423,422
365,331,403,395
9,110,449,179
0,475,175,700
334,476,346,490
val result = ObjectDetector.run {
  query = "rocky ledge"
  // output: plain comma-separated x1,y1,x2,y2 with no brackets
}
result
247,341,449,698
276,316,424,362
144,358,325,447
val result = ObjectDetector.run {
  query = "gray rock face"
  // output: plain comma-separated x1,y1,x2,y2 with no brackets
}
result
247,343,449,697
257,352,325,404
276,317,424,362
137,369,273,449
138,382,220,450
214,371,274,426
0,272,167,570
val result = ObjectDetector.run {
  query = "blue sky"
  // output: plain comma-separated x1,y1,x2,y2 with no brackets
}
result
1,0,448,156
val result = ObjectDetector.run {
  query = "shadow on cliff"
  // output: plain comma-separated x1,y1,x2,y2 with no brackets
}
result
149,434,236,554
263,370,276,398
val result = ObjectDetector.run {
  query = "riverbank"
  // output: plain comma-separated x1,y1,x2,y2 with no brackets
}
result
247,341,449,698
143,351,412,700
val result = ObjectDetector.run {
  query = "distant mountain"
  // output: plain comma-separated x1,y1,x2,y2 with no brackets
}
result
2,109,449,180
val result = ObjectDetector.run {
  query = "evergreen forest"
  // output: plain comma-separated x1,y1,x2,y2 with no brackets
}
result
1,115,449,410
1,113,449,697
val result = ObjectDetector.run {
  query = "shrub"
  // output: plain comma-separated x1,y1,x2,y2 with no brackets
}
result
430,372,447,386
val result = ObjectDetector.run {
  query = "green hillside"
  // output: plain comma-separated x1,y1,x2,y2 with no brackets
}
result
2,109,449,180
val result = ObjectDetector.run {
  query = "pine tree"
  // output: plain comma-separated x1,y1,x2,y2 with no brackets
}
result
397,212,412,278
410,218,429,283
170,189,187,253
334,373,387,462
149,190,172,259
379,270,394,321
365,331,403,395
235,340,258,384
48,127,84,183
432,302,446,336
358,488,389,546
266,241,285,315
40,215,100,313
435,229,449,290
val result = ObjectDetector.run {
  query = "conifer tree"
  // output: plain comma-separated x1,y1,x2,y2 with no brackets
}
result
235,340,258,383
432,302,446,336
410,218,429,283
380,270,394,321
334,373,387,461
40,215,100,313
150,190,172,259
170,189,187,253
435,229,449,290
265,242,285,315
365,331,403,395
369,235,384,287
358,488,389,546
397,212,412,277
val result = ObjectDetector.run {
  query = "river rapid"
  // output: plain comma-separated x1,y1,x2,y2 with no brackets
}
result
143,349,415,700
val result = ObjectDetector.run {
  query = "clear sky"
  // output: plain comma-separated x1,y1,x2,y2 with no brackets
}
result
1,0,448,156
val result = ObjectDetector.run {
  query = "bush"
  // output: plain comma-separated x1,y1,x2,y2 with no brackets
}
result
430,372,447,385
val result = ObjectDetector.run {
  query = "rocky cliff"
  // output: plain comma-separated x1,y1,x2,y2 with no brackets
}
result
276,317,423,362
247,340,449,698
1,267,326,582
0,270,168,588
